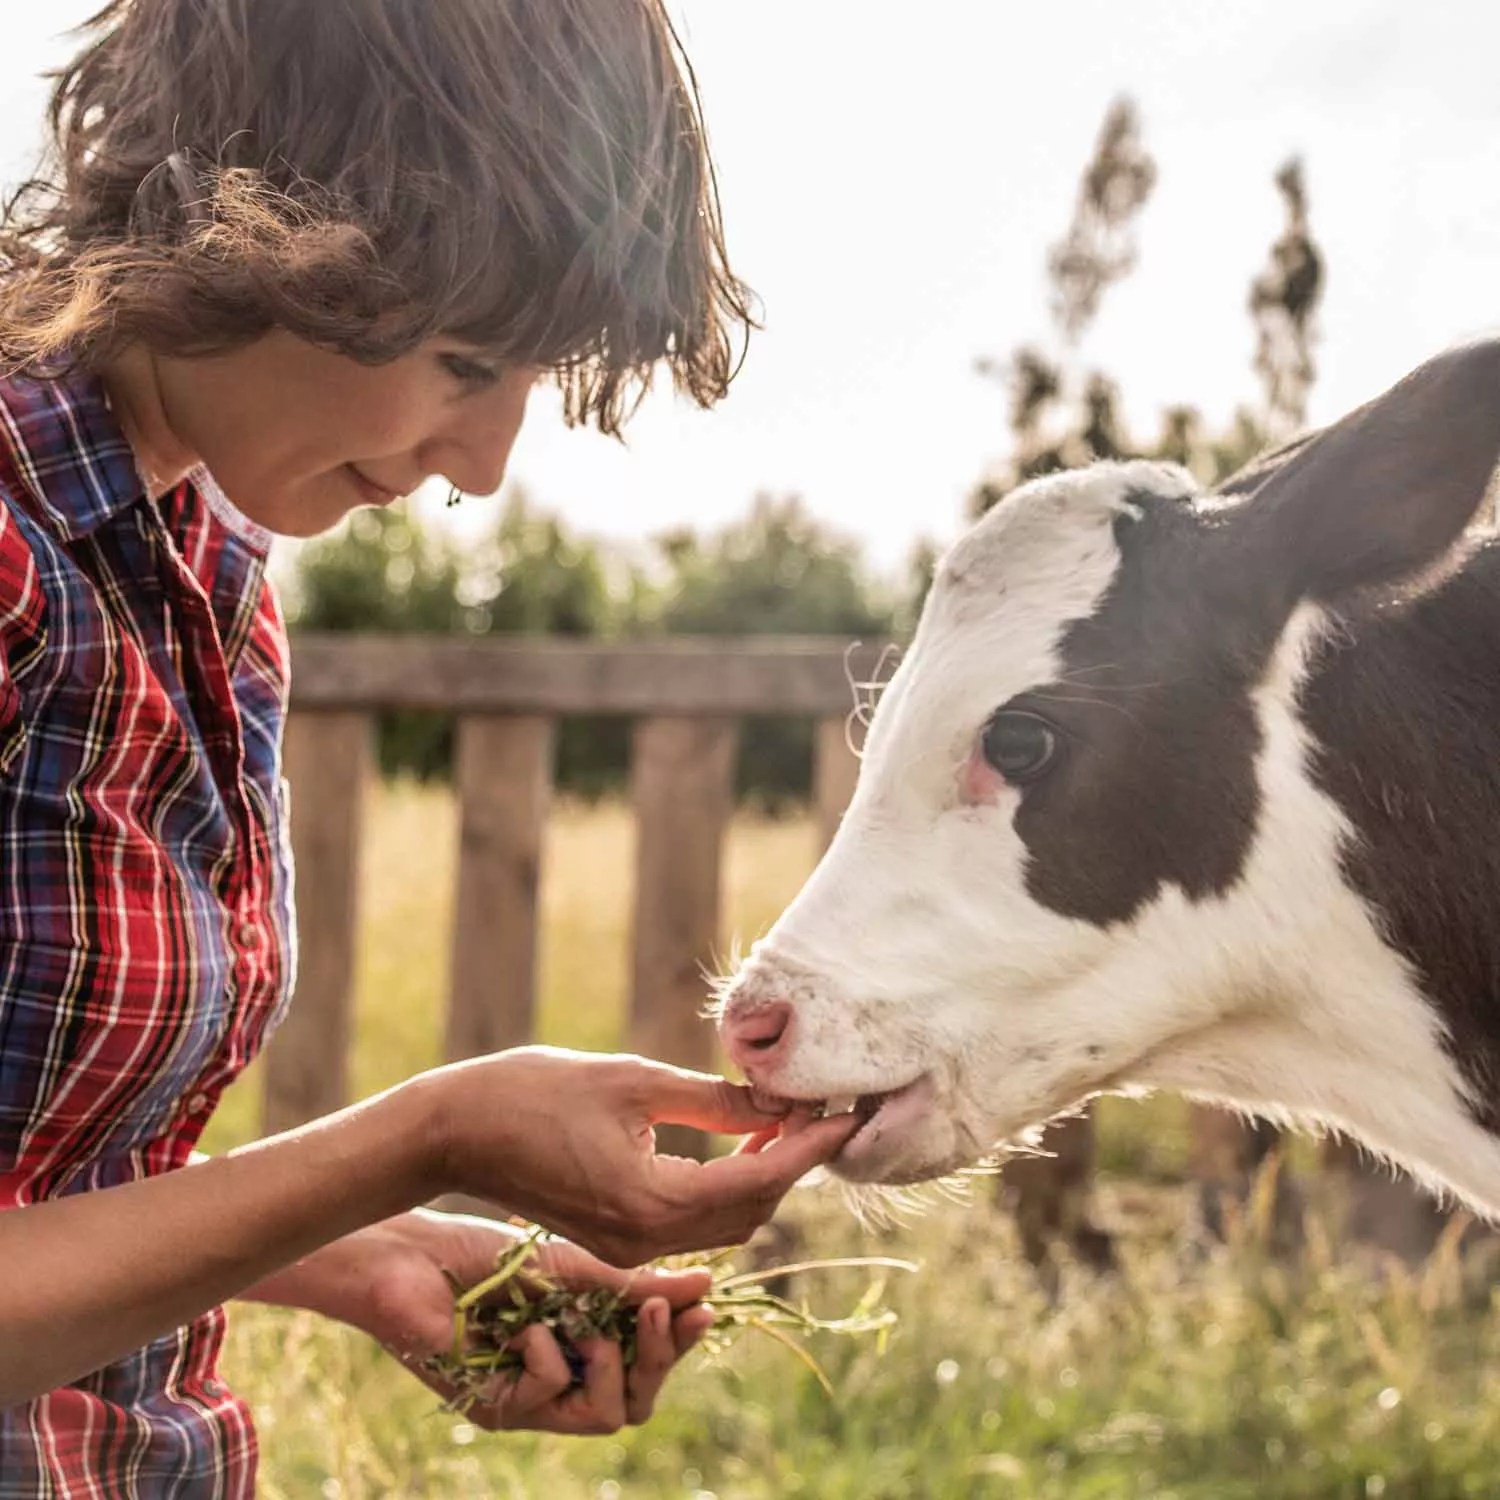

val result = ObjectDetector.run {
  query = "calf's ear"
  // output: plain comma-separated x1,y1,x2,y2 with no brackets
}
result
1215,337,1500,603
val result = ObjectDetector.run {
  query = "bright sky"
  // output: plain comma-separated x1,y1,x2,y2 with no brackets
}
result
3,1,1498,575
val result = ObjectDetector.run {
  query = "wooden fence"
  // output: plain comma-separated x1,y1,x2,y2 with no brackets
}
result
261,633,1451,1260
261,634,876,1155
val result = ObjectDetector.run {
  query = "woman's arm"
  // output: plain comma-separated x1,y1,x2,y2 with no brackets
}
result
0,1080,433,1406
0,1046,854,1407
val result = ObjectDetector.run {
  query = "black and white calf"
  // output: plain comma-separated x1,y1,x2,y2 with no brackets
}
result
719,338,1500,1217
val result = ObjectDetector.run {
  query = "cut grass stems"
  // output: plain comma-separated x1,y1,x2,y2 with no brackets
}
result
424,1227,920,1412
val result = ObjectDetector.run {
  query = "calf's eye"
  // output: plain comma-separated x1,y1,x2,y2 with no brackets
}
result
981,710,1058,784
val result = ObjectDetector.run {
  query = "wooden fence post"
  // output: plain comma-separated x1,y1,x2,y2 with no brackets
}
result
1319,1135,1460,1263
445,714,555,1061
813,714,862,855
996,1111,1113,1294
261,711,370,1135
1188,1103,1287,1240
629,716,739,1160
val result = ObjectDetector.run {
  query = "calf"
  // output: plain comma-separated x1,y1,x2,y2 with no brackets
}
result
719,338,1500,1220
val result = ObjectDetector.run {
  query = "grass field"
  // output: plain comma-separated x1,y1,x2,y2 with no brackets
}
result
205,783,1500,1499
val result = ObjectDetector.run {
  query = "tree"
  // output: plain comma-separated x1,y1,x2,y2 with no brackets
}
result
288,489,903,804
637,494,892,639
897,535,943,636
971,96,1158,515
971,108,1324,523
291,508,468,779
458,490,614,639
292,506,465,635
634,495,898,809
1249,157,1325,441
1047,97,1158,347
290,490,621,785
466,491,625,798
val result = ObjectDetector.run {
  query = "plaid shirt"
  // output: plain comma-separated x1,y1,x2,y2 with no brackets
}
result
0,373,296,1498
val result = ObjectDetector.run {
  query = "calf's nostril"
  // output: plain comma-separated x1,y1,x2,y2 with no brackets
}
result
724,998,792,1057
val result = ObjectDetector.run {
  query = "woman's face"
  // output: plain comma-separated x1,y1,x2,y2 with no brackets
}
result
150,331,539,538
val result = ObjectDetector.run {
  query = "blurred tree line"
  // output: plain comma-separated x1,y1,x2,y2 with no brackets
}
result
288,94,1323,805
289,491,916,804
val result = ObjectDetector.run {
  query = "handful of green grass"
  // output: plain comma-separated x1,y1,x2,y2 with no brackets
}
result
424,1228,918,1412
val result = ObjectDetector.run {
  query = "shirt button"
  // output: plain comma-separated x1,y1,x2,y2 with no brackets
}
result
238,922,259,946
187,1092,211,1115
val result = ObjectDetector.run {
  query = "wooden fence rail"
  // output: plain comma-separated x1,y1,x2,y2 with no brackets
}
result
262,635,879,1144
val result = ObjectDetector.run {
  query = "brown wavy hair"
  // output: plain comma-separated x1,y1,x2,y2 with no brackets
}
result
0,0,755,433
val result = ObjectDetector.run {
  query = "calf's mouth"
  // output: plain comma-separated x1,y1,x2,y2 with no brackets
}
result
752,1075,936,1159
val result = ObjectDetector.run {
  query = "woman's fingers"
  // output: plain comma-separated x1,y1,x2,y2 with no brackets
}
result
572,1110,855,1265
651,1112,859,1235
672,1304,715,1357
622,1297,712,1426
631,1265,712,1310
481,1323,573,1428
698,1111,859,1195
623,1297,677,1424
569,1337,628,1434
636,1063,790,1135
532,1242,713,1313
448,1299,715,1434
735,1102,822,1156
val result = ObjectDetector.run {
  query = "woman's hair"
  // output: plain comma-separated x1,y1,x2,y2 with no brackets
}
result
0,0,755,433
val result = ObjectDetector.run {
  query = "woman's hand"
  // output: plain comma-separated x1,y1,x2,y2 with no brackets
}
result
245,1209,717,1434
416,1046,858,1267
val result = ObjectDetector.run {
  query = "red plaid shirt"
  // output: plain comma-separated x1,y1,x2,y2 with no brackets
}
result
0,372,296,1497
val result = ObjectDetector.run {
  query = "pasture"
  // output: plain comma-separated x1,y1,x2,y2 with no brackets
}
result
207,784,1500,1499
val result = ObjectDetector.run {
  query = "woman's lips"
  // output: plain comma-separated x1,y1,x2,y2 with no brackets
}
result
345,465,405,506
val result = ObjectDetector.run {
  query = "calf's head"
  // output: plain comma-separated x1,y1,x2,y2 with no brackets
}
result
719,338,1500,1186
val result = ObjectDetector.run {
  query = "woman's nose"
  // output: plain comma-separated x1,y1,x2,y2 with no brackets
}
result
427,369,535,498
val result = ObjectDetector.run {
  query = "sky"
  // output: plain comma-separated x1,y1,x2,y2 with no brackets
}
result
2,0,1498,577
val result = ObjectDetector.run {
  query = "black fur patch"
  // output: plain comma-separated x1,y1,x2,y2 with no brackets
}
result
1002,488,1500,1131
1010,493,1281,926
992,337,1500,1134
1301,543,1500,1132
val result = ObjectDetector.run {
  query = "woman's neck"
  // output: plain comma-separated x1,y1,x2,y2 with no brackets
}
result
99,347,200,499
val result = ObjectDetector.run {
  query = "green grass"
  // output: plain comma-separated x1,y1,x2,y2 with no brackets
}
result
228,1186,1500,1500
210,782,1500,1499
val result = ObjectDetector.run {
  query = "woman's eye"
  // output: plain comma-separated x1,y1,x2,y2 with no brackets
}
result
439,352,499,388
980,711,1059,785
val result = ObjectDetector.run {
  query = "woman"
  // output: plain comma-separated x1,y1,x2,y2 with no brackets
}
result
0,0,858,1492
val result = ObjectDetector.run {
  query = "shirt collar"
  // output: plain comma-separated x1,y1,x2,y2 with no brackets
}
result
192,462,275,556
0,371,274,558
0,371,147,541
